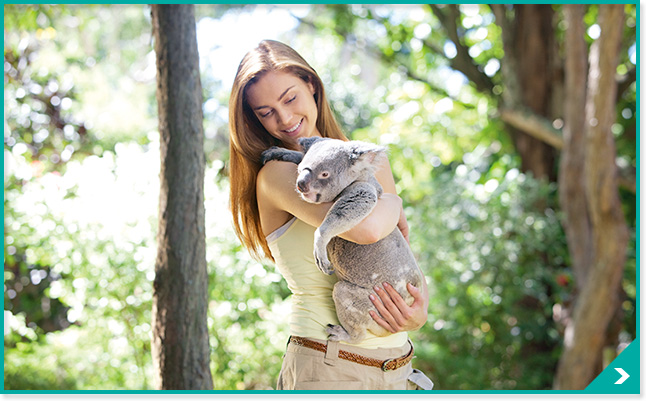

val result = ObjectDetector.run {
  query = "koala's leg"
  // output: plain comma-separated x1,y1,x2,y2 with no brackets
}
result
327,280,388,344
314,182,379,275
260,146,303,165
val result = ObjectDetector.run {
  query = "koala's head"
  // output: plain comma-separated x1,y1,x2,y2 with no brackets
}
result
295,137,386,203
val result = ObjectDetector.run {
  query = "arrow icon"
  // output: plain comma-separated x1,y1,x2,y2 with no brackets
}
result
614,368,630,385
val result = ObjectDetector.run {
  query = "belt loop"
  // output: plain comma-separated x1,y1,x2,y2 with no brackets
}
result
324,339,340,366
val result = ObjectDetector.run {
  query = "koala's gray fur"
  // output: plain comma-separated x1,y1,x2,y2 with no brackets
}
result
261,137,423,344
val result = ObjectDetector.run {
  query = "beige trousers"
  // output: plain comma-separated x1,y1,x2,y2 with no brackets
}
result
276,337,434,390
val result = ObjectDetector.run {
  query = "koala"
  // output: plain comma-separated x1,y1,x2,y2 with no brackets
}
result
261,137,424,344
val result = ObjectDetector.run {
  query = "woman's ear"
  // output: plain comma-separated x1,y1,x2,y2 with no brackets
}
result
307,80,316,97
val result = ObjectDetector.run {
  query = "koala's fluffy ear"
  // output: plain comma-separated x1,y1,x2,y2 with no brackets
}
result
348,141,387,165
299,137,325,154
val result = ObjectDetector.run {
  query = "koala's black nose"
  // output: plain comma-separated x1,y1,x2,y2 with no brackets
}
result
297,179,309,193
297,169,311,193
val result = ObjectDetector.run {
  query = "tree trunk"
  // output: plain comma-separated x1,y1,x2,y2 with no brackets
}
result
553,4,629,389
558,4,593,291
510,5,558,181
150,4,213,390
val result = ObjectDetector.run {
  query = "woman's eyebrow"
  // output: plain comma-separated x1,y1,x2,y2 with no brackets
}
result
253,85,295,111
278,85,296,101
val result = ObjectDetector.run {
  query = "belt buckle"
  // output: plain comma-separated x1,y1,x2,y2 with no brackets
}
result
381,358,395,372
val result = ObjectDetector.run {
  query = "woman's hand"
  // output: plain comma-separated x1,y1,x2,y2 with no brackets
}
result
369,279,429,333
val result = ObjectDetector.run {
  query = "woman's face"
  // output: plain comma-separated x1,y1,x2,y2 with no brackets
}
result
245,70,321,149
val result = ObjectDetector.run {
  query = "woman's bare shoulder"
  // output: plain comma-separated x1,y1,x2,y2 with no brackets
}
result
258,159,297,179
256,161,299,235
257,160,299,195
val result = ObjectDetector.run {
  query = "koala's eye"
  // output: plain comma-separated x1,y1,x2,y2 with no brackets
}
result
319,171,330,179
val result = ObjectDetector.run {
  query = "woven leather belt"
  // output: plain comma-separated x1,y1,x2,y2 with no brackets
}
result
289,336,414,372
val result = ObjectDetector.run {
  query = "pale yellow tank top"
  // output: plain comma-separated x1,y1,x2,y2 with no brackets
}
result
266,217,408,349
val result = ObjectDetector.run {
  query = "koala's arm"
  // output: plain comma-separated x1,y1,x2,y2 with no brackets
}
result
316,181,381,243
260,146,303,165
257,159,401,244
338,155,401,244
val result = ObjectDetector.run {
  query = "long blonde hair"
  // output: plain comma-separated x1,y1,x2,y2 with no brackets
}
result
228,40,348,261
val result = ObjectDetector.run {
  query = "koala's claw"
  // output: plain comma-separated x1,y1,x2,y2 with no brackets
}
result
314,248,335,275
260,147,282,165
315,256,335,275
326,324,351,342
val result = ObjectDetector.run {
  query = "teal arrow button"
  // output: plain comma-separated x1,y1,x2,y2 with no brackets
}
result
614,368,629,385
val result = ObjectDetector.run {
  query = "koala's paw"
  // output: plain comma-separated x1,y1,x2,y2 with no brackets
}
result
326,324,351,342
314,246,334,275
260,147,284,165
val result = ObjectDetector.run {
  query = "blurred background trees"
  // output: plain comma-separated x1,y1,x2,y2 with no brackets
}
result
4,4,637,390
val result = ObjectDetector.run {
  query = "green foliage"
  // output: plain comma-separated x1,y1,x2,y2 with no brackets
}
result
4,5,158,388
4,142,292,390
4,4,156,176
4,332,78,390
408,157,569,390
4,142,159,389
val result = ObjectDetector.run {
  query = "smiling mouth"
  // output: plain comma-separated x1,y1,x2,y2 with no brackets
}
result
284,118,303,134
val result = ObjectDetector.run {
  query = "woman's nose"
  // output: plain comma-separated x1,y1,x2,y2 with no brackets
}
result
276,107,292,125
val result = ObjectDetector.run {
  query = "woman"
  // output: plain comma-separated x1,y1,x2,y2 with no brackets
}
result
228,40,432,390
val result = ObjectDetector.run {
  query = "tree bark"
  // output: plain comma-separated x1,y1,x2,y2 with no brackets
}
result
491,4,558,181
510,4,558,181
553,4,629,390
151,4,213,390
557,4,593,290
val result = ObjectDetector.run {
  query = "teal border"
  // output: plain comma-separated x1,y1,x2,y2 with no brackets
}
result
2,0,640,395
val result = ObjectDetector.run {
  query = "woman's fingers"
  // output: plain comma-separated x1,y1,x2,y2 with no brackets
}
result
406,283,423,307
369,282,428,333
371,284,407,330
382,283,412,323
369,292,396,333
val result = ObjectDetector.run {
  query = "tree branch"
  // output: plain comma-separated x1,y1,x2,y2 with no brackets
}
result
428,4,495,95
293,6,636,194
500,106,636,194
291,10,473,109
499,107,563,149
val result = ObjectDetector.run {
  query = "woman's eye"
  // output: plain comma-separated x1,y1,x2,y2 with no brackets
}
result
260,110,273,118
286,95,296,104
